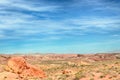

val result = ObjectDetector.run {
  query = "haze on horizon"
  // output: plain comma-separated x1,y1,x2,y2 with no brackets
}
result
0,0,120,54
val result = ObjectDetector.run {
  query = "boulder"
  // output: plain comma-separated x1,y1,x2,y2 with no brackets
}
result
7,57,46,79
21,64,46,78
8,57,27,74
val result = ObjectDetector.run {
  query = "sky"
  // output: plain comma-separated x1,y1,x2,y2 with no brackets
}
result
0,0,120,54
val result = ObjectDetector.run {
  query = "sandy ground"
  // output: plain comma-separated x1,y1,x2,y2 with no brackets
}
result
0,53,120,80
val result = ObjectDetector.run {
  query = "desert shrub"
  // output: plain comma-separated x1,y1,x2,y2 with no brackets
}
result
91,73,95,77
58,74,67,80
44,78,52,80
116,56,120,59
100,75,105,78
90,78,94,80
74,71,85,80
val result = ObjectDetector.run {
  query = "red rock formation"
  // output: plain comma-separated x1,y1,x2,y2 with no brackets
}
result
7,57,46,79
21,64,46,78
8,57,27,74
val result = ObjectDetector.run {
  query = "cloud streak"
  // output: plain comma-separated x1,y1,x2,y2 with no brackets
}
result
0,0,120,53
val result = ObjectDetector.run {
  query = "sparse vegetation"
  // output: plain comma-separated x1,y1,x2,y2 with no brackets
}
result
0,53,120,80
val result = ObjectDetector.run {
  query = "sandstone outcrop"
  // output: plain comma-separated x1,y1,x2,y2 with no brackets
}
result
7,57,46,79
8,57,27,74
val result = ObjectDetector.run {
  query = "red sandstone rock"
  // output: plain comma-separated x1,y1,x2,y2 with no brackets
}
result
21,64,46,78
7,57,46,79
8,57,27,74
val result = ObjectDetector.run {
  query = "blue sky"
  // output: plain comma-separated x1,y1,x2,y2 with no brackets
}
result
0,0,120,54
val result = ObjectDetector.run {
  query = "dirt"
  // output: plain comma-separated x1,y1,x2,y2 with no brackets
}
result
0,53,120,80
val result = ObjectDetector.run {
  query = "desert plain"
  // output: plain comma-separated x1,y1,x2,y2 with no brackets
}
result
0,53,120,80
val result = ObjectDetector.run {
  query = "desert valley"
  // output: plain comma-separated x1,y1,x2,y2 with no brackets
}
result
0,53,120,80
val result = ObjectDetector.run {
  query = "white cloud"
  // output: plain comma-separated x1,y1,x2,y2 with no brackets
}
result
112,34,120,37
0,0,120,40
0,34,5,38
0,16,120,40
0,0,60,12
0,0,61,30
68,17,120,30
0,0,9,4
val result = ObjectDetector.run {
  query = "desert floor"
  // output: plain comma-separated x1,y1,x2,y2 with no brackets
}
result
0,53,120,80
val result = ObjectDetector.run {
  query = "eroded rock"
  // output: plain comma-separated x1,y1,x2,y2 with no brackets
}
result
7,57,46,79
8,57,27,74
